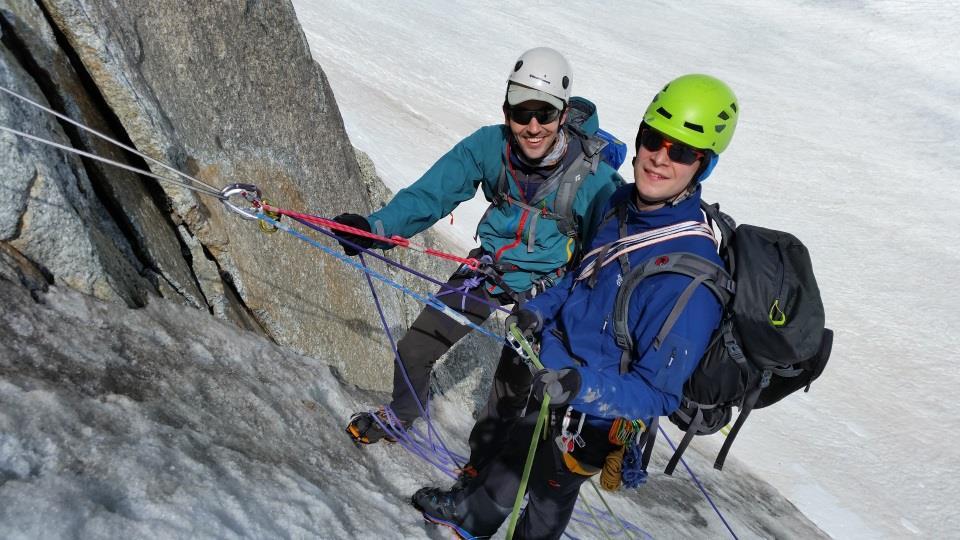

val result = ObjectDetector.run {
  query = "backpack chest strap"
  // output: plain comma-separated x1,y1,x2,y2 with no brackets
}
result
485,150,597,252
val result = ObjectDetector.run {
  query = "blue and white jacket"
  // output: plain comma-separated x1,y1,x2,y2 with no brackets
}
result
525,184,723,425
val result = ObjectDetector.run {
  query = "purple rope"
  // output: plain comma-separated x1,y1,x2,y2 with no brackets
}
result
658,425,738,540
369,407,458,476
435,274,487,312
358,253,463,470
290,215,510,315
566,508,654,540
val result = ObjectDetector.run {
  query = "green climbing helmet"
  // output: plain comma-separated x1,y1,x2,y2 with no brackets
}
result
642,74,738,154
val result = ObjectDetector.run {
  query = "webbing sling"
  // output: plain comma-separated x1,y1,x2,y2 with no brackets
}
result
577,221,717,283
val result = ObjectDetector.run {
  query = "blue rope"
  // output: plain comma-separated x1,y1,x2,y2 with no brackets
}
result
621,442,649,489
257,213,503,343
287,213,511,316
658,426,738,540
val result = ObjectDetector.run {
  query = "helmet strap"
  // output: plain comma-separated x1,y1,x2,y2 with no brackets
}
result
694,152,719,183
635,182,697,209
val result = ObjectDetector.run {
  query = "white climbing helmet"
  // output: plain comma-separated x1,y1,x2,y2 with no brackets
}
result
505,47,572,111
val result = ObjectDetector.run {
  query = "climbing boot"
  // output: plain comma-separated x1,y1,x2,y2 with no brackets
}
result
412,486,473,538
345,408,407,445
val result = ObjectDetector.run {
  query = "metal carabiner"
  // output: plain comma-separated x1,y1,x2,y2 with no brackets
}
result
506,325,534,364
220,183,263,221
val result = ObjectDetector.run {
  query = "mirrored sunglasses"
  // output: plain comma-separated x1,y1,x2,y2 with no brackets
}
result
508,106,561,125
639,128,705,165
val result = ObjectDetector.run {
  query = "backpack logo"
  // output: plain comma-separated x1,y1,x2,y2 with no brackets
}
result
769,299,787,327
655,255,670,266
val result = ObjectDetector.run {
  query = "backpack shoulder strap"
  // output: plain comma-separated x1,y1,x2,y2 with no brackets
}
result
494,160,510,206
700,200,737,269
551,126,606,240
613,253,733,375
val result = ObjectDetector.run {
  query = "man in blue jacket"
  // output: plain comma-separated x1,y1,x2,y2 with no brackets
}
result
412,74,740,539
333,48,623,471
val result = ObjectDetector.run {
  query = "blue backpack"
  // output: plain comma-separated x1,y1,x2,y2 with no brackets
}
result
567,96,627,170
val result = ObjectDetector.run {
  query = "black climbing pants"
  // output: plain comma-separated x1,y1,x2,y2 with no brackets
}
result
455,407,616,539
387,267,534,469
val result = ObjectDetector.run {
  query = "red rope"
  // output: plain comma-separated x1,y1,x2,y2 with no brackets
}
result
259,202,480,270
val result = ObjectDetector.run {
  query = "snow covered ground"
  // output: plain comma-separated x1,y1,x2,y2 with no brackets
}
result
292,1,960,538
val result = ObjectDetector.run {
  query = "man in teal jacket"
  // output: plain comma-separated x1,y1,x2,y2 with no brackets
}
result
334,48,622,471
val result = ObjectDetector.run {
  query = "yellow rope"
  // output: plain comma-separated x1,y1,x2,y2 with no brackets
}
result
599,444,625,491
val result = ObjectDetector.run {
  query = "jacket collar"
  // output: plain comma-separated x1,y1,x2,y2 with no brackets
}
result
623,185,705,229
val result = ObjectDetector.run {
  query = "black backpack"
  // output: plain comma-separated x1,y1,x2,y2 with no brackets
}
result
612,201,834,474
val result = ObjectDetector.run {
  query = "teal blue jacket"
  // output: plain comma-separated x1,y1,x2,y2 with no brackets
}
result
368,122,623,293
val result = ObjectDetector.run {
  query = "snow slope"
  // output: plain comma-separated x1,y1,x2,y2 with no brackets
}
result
292,1,960,538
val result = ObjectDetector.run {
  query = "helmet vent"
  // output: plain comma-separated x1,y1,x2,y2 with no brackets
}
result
684,121,704,133
656,107,672,119
730,102,738,113
716,125,726,133
718,111,730,121
514,60,523,72
562,76,569,89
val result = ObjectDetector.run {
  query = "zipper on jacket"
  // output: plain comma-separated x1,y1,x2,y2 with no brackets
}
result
494,208,530,262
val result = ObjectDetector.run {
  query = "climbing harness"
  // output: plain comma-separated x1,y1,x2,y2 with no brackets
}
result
0,83,737,540
505,326,642,540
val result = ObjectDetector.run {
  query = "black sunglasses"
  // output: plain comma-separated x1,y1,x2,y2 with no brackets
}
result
639,128,705,165
508,106,562,125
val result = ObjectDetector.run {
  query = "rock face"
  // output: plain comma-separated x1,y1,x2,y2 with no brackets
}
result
0,0,502,392
0,1,152,306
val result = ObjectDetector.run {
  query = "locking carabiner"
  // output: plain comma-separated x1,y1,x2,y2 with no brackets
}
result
220,183,263,221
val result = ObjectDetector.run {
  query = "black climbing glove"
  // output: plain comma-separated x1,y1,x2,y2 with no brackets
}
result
505,308,542,339
332,213,374,256
531,368,581,408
